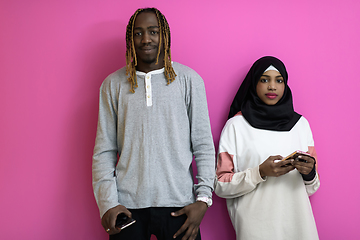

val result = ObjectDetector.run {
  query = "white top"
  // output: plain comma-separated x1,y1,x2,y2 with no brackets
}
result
215,114,320,240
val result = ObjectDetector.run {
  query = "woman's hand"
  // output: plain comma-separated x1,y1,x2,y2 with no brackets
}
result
291,154,316,175
259,155,295,179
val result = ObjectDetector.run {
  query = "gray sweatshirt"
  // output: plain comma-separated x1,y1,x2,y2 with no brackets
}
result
92,62,215,217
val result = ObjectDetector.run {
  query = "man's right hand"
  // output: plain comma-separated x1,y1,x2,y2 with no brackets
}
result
101,205,132,235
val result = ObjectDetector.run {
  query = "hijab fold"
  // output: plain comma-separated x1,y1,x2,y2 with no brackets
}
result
228,56,301,131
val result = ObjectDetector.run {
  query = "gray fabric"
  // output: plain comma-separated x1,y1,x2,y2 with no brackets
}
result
92,62,215,217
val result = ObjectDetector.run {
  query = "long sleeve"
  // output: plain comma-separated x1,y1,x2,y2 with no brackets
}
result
215,116,320,239
92,64,216,214
214,120,265,199
304,126,320,196
185,68,215,198
215,159,265,198
92,78,120,218
304,173,320,196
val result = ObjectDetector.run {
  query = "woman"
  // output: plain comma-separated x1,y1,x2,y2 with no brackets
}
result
215,56,320,240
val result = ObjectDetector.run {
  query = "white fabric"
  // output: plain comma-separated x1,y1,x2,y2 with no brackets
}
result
263,64,279,73
215,115,320,240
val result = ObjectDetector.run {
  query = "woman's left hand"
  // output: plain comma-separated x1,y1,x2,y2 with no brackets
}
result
291,155,315,175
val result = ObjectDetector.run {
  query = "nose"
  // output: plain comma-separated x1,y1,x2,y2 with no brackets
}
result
268,84,276,90
141,32,151,44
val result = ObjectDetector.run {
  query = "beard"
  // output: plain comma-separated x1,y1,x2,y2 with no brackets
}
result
142,55,158,64
135,43,165,65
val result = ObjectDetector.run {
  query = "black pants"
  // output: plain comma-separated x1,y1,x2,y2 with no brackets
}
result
109,207,201,240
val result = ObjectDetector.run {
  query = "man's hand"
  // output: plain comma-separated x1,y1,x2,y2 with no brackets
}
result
259,155,295,178
171,201,208,240
101,205,132,235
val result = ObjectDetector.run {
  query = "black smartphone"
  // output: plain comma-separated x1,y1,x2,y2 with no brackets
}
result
115,213,136,230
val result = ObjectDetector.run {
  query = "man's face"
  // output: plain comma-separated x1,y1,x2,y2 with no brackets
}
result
133,12,164,71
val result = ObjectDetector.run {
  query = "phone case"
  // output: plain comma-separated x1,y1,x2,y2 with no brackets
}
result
282,150,312,161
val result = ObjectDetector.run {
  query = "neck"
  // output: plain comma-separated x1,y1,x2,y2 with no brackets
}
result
136,60,165,73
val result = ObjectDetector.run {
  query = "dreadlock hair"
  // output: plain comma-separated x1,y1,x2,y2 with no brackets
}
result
125,7,177,93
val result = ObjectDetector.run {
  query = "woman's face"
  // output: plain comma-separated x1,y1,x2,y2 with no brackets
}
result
256,70,285,105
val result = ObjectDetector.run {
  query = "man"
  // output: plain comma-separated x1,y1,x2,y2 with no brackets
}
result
92,7,215,240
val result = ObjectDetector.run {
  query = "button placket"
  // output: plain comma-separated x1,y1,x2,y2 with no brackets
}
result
145,74,152,106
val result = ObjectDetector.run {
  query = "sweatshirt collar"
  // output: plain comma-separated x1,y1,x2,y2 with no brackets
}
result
136,67,165,76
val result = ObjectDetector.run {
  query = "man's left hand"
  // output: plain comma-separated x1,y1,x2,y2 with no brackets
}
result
171,201,208,240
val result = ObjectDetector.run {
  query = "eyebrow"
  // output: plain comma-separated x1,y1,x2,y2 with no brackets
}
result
134,26,159,30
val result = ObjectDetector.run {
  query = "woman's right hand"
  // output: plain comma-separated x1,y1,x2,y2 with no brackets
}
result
101,205,132,235
259,155,295,179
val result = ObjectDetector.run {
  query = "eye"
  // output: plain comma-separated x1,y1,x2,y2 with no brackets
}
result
259,78,268,83
276,79,284,83
150,30,159,35
134,32,142,36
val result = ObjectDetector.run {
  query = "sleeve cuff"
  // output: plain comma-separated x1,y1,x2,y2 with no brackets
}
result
304,172,318,185
253,165,267,183
301,163,316,181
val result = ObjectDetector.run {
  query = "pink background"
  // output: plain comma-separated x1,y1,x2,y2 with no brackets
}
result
1,0,359,239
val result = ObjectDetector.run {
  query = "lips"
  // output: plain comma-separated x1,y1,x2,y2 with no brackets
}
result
140,46,157,53
265,93,278,99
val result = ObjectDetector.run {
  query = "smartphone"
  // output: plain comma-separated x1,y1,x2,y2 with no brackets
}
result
276,151,313,166
282,150,313,162
115,213,136,230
